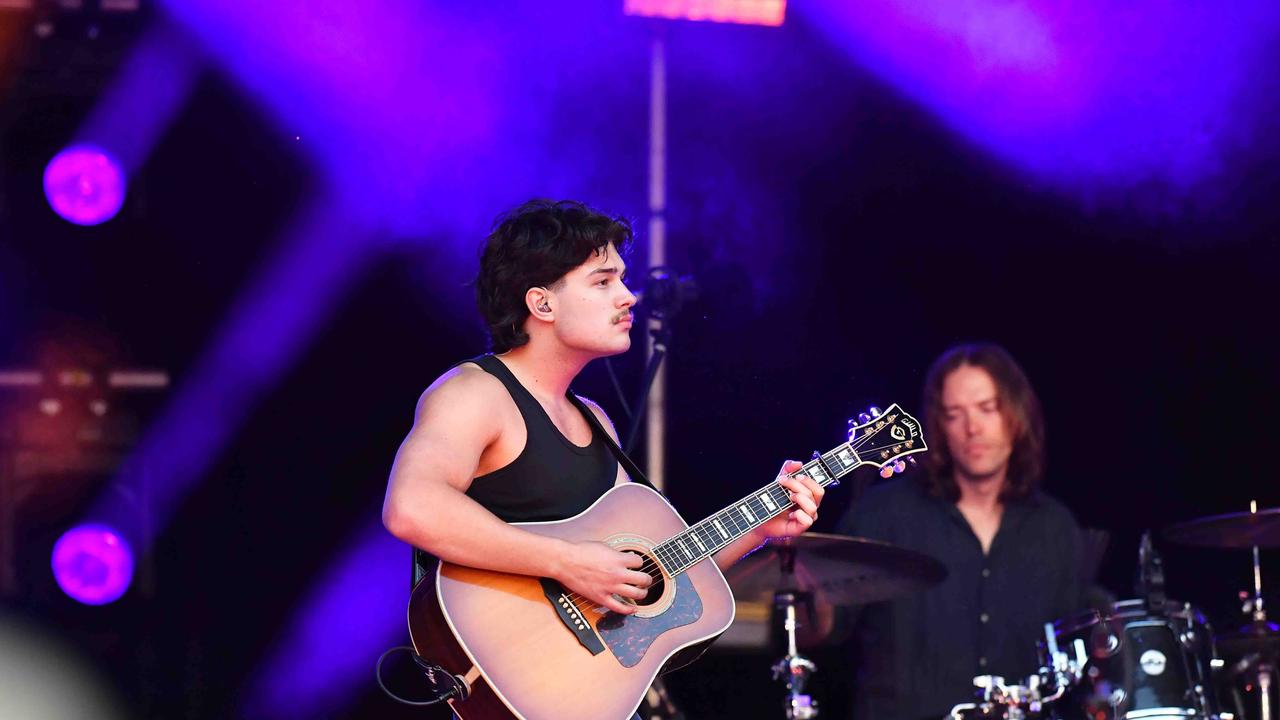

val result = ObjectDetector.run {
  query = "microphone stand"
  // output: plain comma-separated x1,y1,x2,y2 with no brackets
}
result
622,319,671,455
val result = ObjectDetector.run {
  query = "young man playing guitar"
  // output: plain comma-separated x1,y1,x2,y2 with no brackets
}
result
381,199,824,717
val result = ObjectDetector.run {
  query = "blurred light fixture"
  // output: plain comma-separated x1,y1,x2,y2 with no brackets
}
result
624,0,786,26
43,145,126,226
50,523,134,605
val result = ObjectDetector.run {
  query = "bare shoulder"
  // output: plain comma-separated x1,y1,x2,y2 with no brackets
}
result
574,394,619,442
408,363,516,449
416,362,506,416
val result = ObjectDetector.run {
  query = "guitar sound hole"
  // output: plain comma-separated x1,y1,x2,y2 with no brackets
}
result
624,550,666,607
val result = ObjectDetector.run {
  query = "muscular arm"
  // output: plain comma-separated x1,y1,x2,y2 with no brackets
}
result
382,368,648,614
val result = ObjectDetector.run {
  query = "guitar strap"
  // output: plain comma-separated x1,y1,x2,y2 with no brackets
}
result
566,391,660,495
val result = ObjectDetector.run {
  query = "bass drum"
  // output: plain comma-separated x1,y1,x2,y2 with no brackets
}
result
1045,599,1219,720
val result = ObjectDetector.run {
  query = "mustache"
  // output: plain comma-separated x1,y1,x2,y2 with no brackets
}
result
612,311,633,324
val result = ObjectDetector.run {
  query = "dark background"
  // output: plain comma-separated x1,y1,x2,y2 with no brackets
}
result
1,5,1277,719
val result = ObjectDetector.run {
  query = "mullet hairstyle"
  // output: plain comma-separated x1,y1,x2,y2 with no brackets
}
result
475,199,634,353
920,342,1046,503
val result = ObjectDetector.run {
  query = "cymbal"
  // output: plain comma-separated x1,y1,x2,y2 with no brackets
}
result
724,532,947,607
1217,620,1280,663
1163,508,1280,549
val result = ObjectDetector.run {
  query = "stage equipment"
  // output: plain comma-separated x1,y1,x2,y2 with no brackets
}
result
726,532,947,608
619,266,697,455
727,532,945,719
1045,599,1221,720
621,0,788,489
1167,501,1280,720
948,624,1090,720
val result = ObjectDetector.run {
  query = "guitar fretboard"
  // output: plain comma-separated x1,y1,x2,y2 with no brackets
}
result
651,442,863,576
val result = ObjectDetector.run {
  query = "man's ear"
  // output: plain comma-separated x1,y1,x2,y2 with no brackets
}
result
526,286,553,319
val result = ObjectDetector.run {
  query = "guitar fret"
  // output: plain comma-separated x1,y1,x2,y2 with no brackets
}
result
758,491,778,512
769,485,790,509
712,518,730,540
677,538,694,560
692,525,712,551
803,458,832,485
821,443,861,477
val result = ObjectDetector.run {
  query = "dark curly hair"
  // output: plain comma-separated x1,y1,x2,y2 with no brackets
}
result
475,199,634,353
920,342,1045,503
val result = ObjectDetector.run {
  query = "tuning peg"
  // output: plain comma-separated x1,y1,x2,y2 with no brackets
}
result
879,464,894,479
893,459,906,474
868,406,882,418
907,456,917,465
857,412,871,424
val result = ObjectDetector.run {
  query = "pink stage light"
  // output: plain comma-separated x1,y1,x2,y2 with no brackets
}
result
51,524,134,605
624,0,786,27
43,145,127,226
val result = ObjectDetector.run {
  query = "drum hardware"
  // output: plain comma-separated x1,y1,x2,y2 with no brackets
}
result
724,532,946,718
772,588,818,720
948,624,1089,720
1045,597,1222,719
1167,501,1280,720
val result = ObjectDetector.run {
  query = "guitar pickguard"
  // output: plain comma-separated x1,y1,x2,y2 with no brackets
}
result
595,572,703,668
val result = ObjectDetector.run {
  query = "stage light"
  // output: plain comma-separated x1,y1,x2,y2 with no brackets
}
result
624,0,786,26
50,524,134,605
43,145,126,226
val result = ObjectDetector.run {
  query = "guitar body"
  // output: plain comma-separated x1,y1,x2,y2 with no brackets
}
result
407,482,737,720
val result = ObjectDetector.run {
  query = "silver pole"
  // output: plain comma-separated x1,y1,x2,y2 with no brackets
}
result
1253,500,1266,620
645,34,667,491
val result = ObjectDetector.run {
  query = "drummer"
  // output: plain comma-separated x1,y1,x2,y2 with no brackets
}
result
836,342,1085,720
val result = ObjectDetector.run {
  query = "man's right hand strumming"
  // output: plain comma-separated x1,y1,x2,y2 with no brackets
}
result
556,540,653,615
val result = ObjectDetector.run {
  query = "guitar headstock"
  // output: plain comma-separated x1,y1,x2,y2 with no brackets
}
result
847,403,928,478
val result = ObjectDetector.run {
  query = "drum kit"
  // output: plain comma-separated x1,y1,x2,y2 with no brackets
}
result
718,503,1280,720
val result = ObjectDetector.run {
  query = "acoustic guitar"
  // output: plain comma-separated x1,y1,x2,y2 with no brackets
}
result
407,404,926,719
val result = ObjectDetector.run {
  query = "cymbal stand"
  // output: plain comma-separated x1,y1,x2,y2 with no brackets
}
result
770,544,819,719
1248,500,1272,720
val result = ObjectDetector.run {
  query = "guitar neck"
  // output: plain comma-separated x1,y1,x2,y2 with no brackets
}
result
651,403,925,577
651,443,863,577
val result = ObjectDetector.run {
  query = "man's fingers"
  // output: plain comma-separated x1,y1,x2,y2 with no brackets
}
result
616,583,648,601
790,509,816,527
603,598,636,614
626,569,654,588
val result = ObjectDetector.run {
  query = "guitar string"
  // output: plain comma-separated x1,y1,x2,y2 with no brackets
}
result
551,427,906,609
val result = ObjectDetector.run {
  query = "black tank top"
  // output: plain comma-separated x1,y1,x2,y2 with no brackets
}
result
462,354,617,523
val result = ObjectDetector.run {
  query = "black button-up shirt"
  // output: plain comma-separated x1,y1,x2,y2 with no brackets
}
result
836,478,1083,720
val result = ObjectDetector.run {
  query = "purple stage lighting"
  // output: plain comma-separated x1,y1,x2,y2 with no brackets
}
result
51,524,134,605
800,0,1280,197
43,146,127,226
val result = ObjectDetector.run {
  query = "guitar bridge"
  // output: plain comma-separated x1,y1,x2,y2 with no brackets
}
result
538,578,606,656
